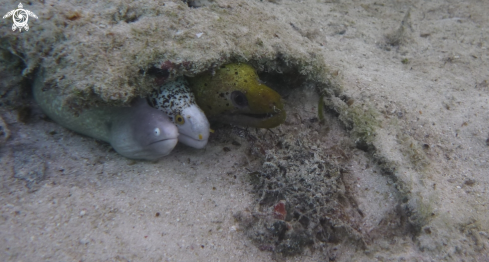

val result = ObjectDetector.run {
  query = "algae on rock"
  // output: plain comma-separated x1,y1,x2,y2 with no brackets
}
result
1,0,334,112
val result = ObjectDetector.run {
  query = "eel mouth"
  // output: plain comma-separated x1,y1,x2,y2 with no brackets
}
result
178,133,209,149
218,110,286,128
239,112,281,119
148,137,179,146
127,137,178,160
179,133,203,141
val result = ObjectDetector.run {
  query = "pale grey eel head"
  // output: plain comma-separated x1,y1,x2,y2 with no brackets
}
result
175,104,210,149
110,99,179,160
149,77,210,149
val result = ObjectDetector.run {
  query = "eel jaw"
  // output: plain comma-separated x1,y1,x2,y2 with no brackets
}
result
176,104,210,149
148,137,179,145
112,137,178,161
217,110,286,128
178,133,209,149
143,137,179,159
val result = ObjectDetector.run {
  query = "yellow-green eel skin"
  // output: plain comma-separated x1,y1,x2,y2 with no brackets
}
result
188,63,286,128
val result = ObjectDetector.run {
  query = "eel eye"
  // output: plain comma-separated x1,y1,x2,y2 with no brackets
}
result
175,115,185,125
231,91,248,108
154,127,160,136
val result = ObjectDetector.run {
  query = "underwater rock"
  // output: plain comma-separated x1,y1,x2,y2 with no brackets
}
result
188,63,286,128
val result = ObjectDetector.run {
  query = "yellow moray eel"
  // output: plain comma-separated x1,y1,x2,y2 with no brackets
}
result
187,63,286,128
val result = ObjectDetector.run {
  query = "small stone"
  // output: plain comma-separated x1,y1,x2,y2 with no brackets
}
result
79,238,90,245
464,179,476,186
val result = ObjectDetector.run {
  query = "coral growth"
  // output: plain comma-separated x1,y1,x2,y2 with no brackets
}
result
235,124,366,257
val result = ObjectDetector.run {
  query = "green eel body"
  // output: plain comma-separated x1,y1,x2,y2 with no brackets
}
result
188,63,286,128
33,70,179,160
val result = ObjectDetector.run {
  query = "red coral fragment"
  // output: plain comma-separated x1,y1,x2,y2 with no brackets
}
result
153,60,193,85
273,200,287,220
160,60,175,71
182,61,192,70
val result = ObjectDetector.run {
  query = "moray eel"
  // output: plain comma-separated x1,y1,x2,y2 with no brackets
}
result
33,70,179,160
148,77,210,149
187,63,286,128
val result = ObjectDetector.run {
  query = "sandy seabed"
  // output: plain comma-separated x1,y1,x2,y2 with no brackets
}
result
1,0,489,261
